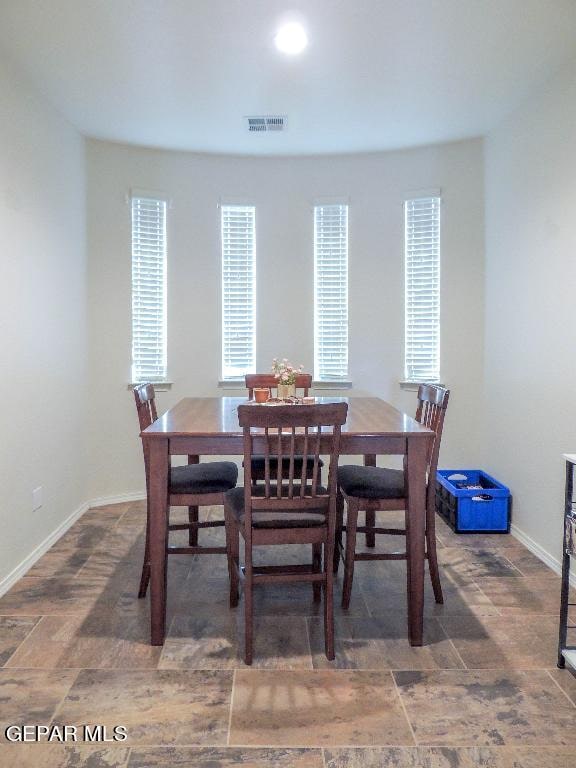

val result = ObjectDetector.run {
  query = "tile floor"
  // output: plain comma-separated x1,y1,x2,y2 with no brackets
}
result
0,501,575,767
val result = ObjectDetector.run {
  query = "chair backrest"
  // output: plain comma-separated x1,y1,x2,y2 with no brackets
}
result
415,384,450,502
245,373,312,399
133,383,157,431
238,402,348,526
133,383,157,481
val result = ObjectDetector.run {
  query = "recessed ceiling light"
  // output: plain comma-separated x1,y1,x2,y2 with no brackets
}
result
274,22,308,55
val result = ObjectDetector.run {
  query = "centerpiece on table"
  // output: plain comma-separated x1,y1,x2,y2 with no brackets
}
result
272,358,305,400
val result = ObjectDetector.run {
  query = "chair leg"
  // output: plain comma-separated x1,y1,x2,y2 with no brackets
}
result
312,543,322,603
426,506,444,604
224,506,240,608
333,492,344,574
138,504,151,599
342,502,359,609
244,567,253,665
404,507,414,617
188,506,199,547
324,540,335,660
364,454,377,547
138,558,150,599
365,510,376,547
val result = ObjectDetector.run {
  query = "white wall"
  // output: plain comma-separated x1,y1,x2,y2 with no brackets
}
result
86,138,485,498
0,55,87,584
484,56,576,562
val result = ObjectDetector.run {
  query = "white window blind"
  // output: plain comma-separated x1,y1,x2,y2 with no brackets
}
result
221,205,256,380
131,196,167,383
404,196,441,383
314,204,349,381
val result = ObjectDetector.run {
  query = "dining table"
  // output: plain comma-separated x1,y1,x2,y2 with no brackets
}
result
141,396,434,646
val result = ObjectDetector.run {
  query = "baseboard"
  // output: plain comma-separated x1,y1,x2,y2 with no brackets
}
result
510,522,576,587
0,491,146,599
1,493,570,599
0,500,89,598
89,490,146,507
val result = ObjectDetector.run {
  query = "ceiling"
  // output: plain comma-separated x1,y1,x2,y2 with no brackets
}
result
1,0,575,156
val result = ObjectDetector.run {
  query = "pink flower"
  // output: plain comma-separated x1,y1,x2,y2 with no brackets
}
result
271,357,306,385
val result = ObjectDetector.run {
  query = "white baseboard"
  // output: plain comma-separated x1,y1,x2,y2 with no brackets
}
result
1,493,571,599
0,500,89,598
510,522,576,587
0,491,146,599
89,490,146,507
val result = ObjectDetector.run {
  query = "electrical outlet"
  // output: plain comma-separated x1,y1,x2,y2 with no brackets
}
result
32,486,43,511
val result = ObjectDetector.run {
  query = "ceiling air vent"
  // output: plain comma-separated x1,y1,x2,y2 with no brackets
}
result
246,115,287,133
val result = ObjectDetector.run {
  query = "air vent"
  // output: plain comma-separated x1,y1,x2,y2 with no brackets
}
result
246,115,287,133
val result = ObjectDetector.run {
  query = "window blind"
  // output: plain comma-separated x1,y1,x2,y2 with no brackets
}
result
221,205,256,380
131,196,167,383
314,204,349,381
404,196,441,383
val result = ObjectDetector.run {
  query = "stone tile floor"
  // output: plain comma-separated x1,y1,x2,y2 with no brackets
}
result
0,501,575,767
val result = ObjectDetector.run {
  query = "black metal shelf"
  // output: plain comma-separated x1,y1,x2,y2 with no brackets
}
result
557,455,576,668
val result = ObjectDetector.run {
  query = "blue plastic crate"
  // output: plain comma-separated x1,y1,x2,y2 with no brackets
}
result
435,469,511,533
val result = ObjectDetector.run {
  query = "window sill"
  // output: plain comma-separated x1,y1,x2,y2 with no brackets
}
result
399,380,444,391
219,379,353,391
128,382,173,392
313,380,353,389
218,379,246,389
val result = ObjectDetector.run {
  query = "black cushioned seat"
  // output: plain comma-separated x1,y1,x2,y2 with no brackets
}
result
225,486,327,528
170,462,238,494
249,455,324,474
338,465,405,500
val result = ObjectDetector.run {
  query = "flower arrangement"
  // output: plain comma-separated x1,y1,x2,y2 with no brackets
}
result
271,358,304,385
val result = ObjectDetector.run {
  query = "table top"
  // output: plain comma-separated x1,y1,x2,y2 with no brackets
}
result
142,396,433,439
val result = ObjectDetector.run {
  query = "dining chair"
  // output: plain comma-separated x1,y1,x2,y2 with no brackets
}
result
224,400,348,664
134,384,238,598
244,373,322,486
335,384,450,609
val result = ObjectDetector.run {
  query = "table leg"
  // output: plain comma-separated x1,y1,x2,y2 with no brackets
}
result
364,454,376,547
149,438,169,645
406,437,428,646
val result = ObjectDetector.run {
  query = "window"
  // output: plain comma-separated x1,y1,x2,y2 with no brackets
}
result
221,205,256,380
131,196,167,383
314,203,349,381
404,196,441,383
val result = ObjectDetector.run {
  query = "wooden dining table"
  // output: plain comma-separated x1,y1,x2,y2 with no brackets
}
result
142,396,434,646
